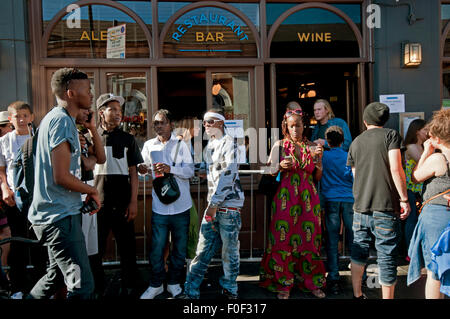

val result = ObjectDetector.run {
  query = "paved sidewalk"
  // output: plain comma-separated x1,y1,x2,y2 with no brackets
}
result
103,260,431,299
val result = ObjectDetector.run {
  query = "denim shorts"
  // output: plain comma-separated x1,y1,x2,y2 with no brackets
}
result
351,211,401,286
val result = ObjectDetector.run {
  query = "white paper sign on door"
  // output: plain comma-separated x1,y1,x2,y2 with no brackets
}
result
379,94,405,113
107,24,126,59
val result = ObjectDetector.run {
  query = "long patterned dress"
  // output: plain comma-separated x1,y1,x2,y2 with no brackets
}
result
259,139,326,293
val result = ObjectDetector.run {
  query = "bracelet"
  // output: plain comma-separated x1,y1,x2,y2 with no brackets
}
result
399,199,408,203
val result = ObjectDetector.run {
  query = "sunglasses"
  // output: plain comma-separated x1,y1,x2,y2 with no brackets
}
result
203,119,222,126
284,109,303,118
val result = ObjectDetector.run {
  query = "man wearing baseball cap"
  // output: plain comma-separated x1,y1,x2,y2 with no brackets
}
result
90,93,143,298
347,102,410,299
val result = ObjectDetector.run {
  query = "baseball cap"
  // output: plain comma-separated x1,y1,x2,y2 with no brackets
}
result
0,111,9,125
96,93,125,110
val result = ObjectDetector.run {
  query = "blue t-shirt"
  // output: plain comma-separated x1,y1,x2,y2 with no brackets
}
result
321,147,354,203
311,117,352,151
28,106,83,225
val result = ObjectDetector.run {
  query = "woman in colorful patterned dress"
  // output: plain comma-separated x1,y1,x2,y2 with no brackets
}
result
259,108,326,299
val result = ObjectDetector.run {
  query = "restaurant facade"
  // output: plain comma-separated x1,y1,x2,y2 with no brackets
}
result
0,0,447,260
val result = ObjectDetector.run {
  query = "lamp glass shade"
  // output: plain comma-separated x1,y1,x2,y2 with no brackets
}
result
404,43,422,67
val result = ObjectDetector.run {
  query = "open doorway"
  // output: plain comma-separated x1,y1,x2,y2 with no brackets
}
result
157,69,206,122
275,64,359,139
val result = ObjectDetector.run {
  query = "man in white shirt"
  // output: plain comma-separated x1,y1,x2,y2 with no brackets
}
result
138,109,194,299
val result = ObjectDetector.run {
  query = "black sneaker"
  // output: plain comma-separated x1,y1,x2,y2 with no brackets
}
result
221,288,238,300
327,281,342,295
353,293,368,299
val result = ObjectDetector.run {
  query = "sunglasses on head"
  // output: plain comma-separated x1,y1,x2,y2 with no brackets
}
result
203,119,222,126
284,109,303,118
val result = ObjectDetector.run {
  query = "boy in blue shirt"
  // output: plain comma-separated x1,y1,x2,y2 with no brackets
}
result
321,125,354,295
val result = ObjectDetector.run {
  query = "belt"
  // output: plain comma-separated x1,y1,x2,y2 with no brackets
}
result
218,207,241,213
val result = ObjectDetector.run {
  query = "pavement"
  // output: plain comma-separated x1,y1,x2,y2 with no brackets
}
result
102,258,431,300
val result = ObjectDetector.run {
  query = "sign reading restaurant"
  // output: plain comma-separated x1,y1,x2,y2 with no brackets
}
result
171,11,250,42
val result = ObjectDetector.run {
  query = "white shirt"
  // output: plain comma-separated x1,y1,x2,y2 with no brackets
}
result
0,131,31,189
140,134,194,215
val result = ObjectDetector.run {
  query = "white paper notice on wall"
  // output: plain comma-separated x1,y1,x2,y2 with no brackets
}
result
379,94,405,113
107,24,126,59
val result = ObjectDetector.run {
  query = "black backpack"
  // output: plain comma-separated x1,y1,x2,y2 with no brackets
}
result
12,129,38,213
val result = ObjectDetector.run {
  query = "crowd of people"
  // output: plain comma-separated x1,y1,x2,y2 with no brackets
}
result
0,67,449,300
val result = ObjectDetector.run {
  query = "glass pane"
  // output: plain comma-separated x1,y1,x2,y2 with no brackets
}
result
443,63,450,99
212,72,250,130
106,72,148,149
442,4,450,33
42,0,152,33
162,7,257,58
212,72,250,164
270,8,359,58
46,4,150,58
267,3,361,33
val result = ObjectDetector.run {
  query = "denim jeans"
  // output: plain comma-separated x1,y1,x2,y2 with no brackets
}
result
403,190,419,252
325,201,354,281
184,208,242,299
29,214,94,299
149,210,190,287
351,211,401,286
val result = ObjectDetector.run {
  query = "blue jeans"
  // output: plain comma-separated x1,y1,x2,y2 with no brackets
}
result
149,210,190,287
325,201,354,281
351,211,401,286
184,208,242,299
404,190,419,251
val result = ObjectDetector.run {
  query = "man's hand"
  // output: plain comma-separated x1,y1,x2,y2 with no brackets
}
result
125,199,138,222
205,206,217,231
154,163,171,175
84,110,96,132
137,163,149,175
2,187,15,207
86,191,101,215
399,201,411,220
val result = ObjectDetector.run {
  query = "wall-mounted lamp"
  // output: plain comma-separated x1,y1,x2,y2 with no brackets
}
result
401,42,422,68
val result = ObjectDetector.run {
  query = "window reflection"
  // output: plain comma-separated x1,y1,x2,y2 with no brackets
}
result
46,4,150,58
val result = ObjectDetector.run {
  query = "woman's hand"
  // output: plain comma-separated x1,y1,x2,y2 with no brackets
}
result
279,158,294,171
422,139,435,157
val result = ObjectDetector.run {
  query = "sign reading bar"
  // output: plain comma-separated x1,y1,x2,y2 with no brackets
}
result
107,24,126,59
171,12,249,42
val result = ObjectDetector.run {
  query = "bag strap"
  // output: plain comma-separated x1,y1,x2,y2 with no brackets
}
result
172,139,182,166
418,189,450,214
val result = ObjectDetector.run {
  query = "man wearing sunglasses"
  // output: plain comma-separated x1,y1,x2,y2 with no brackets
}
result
139,109,194,299
182,108,244,300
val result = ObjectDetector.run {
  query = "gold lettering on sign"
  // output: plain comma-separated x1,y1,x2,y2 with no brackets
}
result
195,32,224,42
297,33,332,42
79,30,108,41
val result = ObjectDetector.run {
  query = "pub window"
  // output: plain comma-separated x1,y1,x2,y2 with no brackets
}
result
46,3,151,58
442,4,450,57
443,63,450,99
162,6,257,58
269,7,360,58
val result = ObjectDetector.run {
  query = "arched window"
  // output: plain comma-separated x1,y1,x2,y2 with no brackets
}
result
268,5,361,58
44,2,151,58
160,3,259,58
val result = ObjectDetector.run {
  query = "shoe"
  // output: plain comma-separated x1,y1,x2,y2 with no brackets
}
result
11,291,24,299
174,293,191,299
353,293,368,299
140,285,164,299
167,284,183,298
277,291,290,299
327,281,342,295
221,288,238,300
311,289,326,299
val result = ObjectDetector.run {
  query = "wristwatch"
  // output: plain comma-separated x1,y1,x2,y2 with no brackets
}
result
208,203,218,209
399,199,408,203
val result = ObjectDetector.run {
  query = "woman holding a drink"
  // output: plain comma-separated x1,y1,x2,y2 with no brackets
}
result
259,108,326,299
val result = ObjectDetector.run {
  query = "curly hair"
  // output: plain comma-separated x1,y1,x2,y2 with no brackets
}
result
426,108,450,145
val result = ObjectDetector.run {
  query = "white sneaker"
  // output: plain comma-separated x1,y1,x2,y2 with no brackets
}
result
167,284,182,298
11,291,23,299
140,285,164,299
